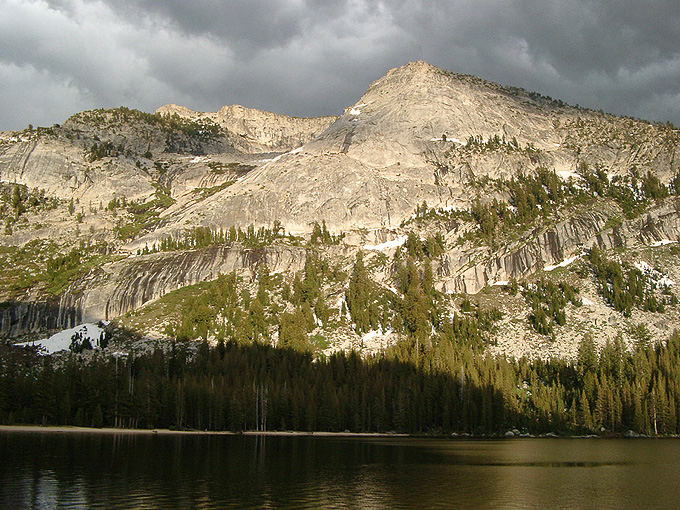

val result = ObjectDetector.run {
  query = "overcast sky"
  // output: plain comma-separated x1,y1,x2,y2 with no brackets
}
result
1,0,679,131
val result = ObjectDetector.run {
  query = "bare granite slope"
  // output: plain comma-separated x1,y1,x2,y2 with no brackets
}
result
155,103,336,153
3,61,680,358
137,61,680,245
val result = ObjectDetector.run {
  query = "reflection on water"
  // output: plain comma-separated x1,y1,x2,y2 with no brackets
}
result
1,432,679,509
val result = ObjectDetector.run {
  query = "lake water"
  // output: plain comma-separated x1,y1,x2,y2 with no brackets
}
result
1,431,679,509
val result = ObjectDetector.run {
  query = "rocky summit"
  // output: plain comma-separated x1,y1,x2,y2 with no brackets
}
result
2,61,680,361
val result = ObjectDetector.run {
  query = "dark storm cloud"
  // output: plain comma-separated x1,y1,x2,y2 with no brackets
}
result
1,0,679,131
103,1,343,54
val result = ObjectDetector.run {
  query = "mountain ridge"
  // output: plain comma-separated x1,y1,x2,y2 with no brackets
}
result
155,102,337,153
1,61,680,364
130,61,679,247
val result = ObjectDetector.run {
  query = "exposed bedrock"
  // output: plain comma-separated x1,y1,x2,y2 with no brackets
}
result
437,198,680,294
0,299,80,339
156,103,336,153
74,244,307,323
1,244,307,338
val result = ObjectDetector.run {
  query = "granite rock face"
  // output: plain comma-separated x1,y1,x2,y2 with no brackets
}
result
139,61,680,243
1,244,307,336
2,61,680,348
435,197,680,294
155,103,336,153
0,131,156,204
3,61,678,238
70,244,308,323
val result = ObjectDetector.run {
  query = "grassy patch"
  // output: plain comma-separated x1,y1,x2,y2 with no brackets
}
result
114,187,175,241
207,162,254,176
0,240,120,297
193,180,235,199
118,280,217,334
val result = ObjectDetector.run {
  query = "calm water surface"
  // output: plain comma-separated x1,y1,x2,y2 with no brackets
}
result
1,431,679,509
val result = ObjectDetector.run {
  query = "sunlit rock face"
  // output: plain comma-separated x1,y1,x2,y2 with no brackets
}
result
2,60,680,351
143,61,680,242
155,103,336,153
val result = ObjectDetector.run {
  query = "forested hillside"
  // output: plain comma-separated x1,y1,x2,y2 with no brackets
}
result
3,328,679,435
2,61,680,435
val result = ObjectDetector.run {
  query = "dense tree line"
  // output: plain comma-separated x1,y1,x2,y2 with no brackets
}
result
86,141,120,162
345,251,397,334
167,253,340,352
3,329,680,436
578,163,673,217
414,165,680,248
140,223,295,254
74,107,221,138
310,221,343,245
460,134,538,156
401,231,446,260
522,279,581,336
171,270,274,345
466,168,575,245
588,246,675,317
4,242,680,435
165,246,493,357
140,221,343,254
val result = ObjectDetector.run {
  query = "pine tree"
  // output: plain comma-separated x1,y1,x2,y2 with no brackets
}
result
346,251,373,333
278,311,310,352
577,333,598,375
256,265,270,306
92,404,104,428
249,297,268,343
403,259,430,349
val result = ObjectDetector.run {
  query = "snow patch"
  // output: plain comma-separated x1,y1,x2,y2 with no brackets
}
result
659,277,676,287
350,103,367,115
581,297,595,306
650,239,674,247
261,147,302,163
634,260,653,273
544,255,579,272
491,280,509,286
361,330,383,342
556,169,579,180
436,204,468,213
262,153,284,163
190,156,207,163
259,155,281,163
634,261,675,287
336,295,351,321
16,323,106,355
361,328,395,354
382,284,400,295
363,235,407,251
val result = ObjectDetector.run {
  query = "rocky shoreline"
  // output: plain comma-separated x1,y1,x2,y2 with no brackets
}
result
0,424,671,439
